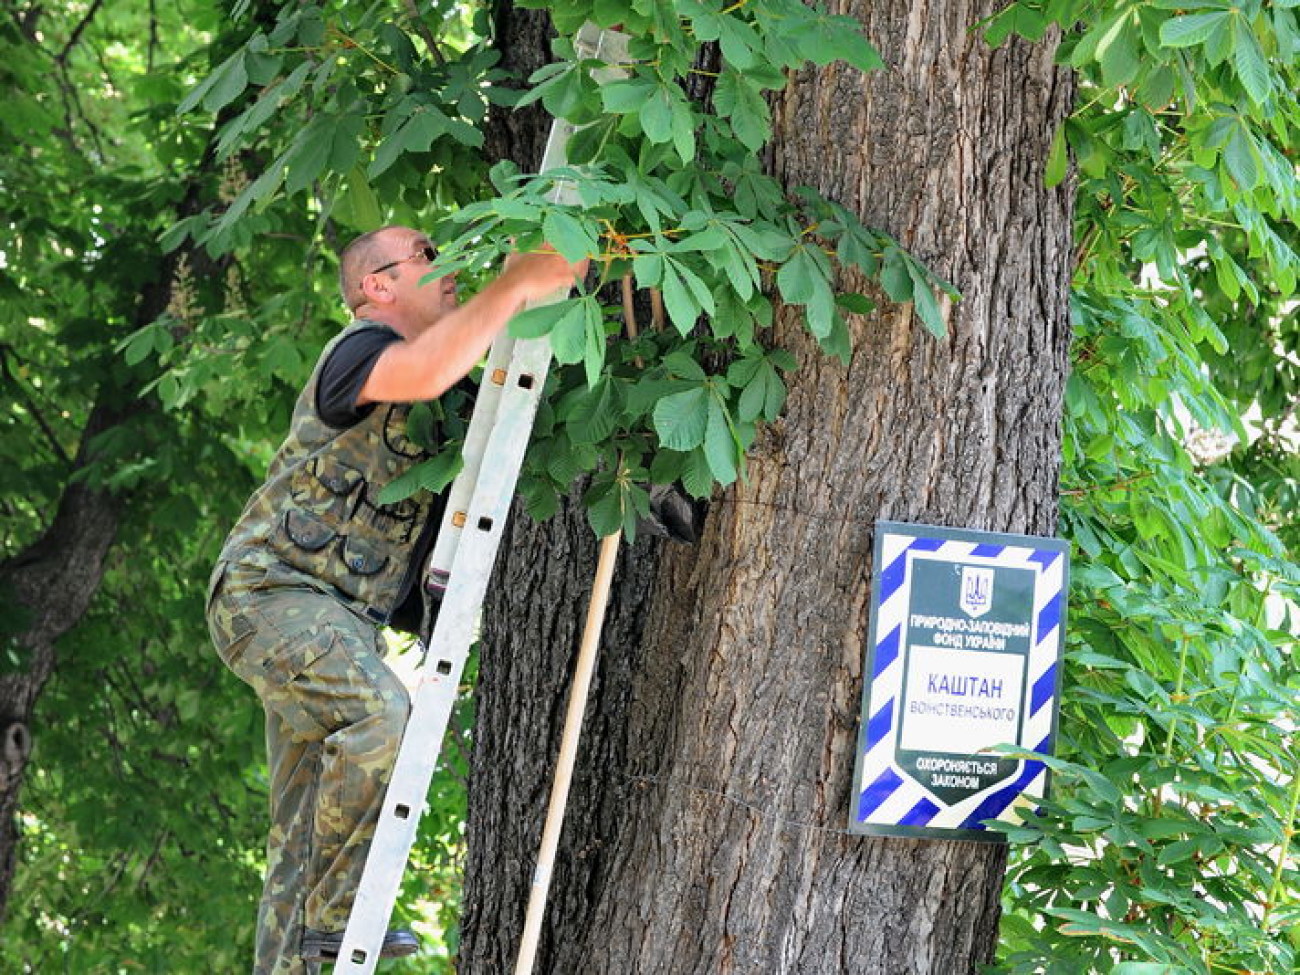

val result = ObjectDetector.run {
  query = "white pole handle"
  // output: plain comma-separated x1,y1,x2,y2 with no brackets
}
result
513,531,622,975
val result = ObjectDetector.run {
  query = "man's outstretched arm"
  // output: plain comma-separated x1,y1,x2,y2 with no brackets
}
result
358,250,586,405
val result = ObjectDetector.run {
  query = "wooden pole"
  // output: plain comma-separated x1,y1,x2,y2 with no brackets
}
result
513,531,623,975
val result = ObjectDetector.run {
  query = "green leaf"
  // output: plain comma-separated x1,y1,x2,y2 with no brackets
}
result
585,479,624,537
819,312,852,363
879,247,914,302
670,94,696,163
340,167,383,230
639,85,675,143
521,477,560,521
669,257,715,313
718,14,761,69
177,48,241,116
582,296,606,387
717,239,758,300
1231,19,1273,105
284,122,333,196
544,431,598,484
653,386,710,451
680,447,715,499
661,261,699,335
778,247,835,338
244,37,282,86
906,259,947,339
542,208,598,262
1098,15,1140,87
777,247,818,304
797,14,885,72
549,298,588,364
632,251,664,288
734,357,788,422
566,377,619,444
378,24,418,74
1159,11,1230,47
377,449,464,504
836,293,875,315
714,70,771,151
509,298,579,339
117,325,159,366
601,78,657,114
536,63,590,119
1045,123,1069,187
566,116,617,165
983,3,1052,46
661,349,708,382
704,393,738,485
730,221,795,262
368,111,416,178
204,52,250,114
1223,125,1261,191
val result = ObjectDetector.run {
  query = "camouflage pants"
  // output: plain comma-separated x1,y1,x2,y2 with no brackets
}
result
207,563,411,974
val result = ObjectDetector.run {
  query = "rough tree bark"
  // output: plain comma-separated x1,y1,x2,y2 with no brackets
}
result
463,0,1074,971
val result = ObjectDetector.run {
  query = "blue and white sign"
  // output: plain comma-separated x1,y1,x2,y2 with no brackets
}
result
849,521,1069,841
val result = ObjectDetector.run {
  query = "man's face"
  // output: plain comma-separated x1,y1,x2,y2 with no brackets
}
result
375,228,458,326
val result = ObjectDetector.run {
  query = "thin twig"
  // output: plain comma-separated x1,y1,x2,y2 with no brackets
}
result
621,273,644,369
147,0,159,74
649,287,665,331
0,344,73,466
401,0,446,65
57,0,107,64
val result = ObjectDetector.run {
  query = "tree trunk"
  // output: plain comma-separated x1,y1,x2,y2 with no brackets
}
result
0,222,198,916
462,0,1074,971
0,398,135,919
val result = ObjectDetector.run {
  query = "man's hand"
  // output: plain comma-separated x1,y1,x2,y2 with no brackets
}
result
501,244,589,301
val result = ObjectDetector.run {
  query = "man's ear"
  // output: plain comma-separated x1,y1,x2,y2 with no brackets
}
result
359,272,395,306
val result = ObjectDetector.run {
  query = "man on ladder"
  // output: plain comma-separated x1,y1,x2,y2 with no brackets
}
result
205,226,586,973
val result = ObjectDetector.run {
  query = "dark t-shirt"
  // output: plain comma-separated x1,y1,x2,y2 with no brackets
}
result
316,325,401,427
316,325,435,634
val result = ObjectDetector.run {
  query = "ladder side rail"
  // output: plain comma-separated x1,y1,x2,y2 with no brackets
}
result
424,334,516,594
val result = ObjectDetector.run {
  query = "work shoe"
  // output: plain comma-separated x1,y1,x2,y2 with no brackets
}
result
300,927,420,962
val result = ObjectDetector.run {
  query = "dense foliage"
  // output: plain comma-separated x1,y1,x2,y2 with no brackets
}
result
0,0,1294,973
987,1,1300,972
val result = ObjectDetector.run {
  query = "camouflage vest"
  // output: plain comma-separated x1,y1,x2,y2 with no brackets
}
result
217,321,441,625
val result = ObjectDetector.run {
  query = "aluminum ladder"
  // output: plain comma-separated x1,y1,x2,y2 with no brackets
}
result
332,24,629,973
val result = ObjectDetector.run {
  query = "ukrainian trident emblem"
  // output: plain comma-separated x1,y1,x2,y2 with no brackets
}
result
959,566,994,618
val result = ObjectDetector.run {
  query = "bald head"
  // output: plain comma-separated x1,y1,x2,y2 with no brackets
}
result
339,226,409,312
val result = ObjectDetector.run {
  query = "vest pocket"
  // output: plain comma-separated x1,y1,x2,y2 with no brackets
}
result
292,457,363,522
284,510,337,551
341,534,389,576
356,492,421,543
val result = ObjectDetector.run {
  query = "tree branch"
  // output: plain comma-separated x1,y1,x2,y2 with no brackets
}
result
402,0,446,65
147,0,158,74
56,0,106,65
0,344,73,467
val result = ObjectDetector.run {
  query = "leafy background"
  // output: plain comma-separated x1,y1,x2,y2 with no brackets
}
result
0,0,1295,972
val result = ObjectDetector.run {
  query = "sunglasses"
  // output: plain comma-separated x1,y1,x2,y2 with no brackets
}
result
370,244,438,275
